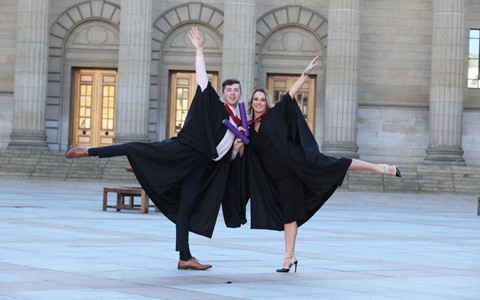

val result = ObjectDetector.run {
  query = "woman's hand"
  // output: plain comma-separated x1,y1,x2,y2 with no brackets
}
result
303,56,319,76
289,56,320,99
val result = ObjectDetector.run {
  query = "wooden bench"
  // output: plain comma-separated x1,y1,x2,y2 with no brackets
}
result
102,186,158,214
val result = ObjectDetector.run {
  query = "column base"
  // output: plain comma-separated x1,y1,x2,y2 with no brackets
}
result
424,146,465,166
114,134,150,144
8,131,48,150
321,142,359,159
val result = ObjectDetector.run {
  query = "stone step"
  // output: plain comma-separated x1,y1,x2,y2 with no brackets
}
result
0,150,479,195
0,150,135,183
0,171,32,179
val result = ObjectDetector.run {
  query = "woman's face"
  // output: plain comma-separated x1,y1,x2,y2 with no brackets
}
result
251,91,268,115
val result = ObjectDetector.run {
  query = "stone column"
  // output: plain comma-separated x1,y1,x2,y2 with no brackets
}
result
8,0,50,150
322,0,361,158
114,0,152,143
222,0,256,100
425,0,466,164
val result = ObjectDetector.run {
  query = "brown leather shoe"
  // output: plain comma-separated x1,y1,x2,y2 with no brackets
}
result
177,257,212,270
65,146,91,158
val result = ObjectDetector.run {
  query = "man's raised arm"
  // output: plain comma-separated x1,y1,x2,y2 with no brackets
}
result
189,27,208,91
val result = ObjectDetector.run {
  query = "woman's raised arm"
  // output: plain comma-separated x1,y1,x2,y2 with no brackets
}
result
288,56,319,100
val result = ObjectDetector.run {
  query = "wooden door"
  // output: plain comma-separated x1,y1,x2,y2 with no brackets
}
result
168,71,218,138
71,69,117,147
267,74,316,132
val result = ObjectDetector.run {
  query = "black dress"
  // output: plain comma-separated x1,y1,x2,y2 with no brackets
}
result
247,93,352,231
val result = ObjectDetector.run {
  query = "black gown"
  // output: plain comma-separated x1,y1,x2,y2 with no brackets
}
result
117,82,246,238
247,93,352,231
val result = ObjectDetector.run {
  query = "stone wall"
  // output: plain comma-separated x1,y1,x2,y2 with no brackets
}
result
0,0,479,167
359,0,432,108
357,107,428,164
463,111,480,165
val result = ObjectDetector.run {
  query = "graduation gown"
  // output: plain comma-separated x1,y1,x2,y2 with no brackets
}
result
246,93,352,231
125,82,246,238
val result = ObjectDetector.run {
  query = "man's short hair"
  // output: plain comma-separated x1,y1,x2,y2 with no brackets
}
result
221,78,241,93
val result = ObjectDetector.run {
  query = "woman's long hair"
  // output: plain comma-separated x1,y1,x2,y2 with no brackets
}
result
246,88,275,120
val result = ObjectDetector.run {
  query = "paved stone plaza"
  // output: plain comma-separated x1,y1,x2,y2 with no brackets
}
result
0,178,479,299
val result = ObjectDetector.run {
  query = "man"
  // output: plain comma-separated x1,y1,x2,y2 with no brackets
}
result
65,27,245,270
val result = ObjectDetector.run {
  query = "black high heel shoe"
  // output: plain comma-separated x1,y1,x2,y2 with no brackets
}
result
394,167,401,177
276,255,298,273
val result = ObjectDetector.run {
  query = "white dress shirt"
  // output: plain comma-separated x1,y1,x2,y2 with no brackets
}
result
195,55,237,161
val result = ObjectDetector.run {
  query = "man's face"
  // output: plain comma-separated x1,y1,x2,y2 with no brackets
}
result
222,83,242,107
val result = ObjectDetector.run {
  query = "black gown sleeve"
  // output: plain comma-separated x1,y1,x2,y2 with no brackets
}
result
177,82,229,158
262,92,320,163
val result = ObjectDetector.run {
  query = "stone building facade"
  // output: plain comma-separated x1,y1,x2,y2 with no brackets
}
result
0,0,479,167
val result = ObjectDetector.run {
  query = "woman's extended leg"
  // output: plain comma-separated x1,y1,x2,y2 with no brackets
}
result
348,159,401,177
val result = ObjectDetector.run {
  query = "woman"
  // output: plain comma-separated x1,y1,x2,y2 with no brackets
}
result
245,56,401,273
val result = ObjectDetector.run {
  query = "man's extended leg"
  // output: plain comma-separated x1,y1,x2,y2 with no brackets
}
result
65,144,130,159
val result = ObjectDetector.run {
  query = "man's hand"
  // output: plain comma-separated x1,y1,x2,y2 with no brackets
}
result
189,27,203,52
232,137,245,159
233,138,244,152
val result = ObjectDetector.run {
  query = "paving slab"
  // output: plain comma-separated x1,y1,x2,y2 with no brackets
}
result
0,178,479,300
